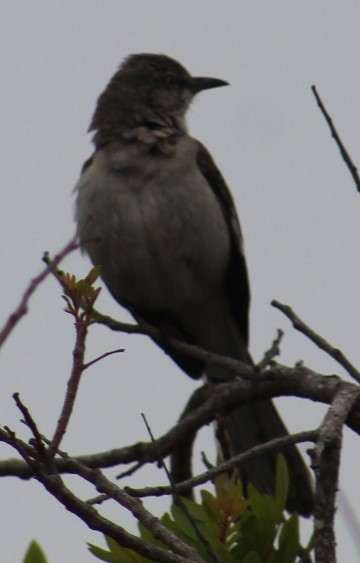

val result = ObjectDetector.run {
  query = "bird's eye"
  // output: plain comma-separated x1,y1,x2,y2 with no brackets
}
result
165,74,177,86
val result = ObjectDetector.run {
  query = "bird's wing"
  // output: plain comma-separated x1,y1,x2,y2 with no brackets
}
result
196,141,250,346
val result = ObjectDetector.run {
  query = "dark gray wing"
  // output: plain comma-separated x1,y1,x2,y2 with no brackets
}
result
196,141,250,346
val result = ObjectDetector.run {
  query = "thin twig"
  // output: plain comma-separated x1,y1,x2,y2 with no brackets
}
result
0,234,78,348
64,460,205,562
201,451,214,471
141,413,222,563
257,329,284,370
13,393,46,455
36,465,199,563
88,462,145,506
272,300,360,384
116,461,144,480
311,85,360,193
49,321,88,455
126,430,318,499
83,347,124,370
2,427,37,471
3,419,202,562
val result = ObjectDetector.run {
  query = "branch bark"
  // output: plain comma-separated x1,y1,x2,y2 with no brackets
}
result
312,385,360,563
1,365,359,479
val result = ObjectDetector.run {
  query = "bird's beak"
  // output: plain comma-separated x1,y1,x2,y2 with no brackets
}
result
190,76,229,93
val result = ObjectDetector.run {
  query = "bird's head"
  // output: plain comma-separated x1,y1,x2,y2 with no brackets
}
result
89,53,228,141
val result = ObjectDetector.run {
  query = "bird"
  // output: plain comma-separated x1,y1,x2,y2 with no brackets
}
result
75,53,314,516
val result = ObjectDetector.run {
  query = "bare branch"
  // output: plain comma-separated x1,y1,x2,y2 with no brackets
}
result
2,418,205,562
126,430,317,499
257,329,284,369
311,85,360,193
1,365,360,479
13,393,46,456
49,321,88,455
37,469,200,563
83,347,124,370
272,300,360,384
0,235,78,349
42,456,204,563
2,427,38,471
312,385,360,562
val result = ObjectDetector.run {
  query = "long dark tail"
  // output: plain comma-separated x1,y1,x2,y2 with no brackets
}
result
222,398,314,516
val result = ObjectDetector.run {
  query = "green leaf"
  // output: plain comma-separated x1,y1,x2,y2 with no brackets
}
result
23,541,49,563
86,265,101,285
275,454,289,514
246,484,280,548
139,521,166,549
88,543,117,562
171,502,200,539
240,551,262,563
88,540,144,562
275,513,300,563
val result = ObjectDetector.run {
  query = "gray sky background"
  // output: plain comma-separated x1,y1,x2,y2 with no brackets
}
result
1,2,360,561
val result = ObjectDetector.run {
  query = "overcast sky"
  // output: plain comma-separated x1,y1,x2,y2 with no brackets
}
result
1,2,360,561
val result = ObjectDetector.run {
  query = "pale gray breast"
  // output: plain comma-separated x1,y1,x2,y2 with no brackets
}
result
75,136,230,312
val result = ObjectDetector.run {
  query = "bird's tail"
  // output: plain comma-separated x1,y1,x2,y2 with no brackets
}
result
206,338,314,516
220,395,314,516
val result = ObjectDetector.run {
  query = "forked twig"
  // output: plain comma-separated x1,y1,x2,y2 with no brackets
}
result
272,300,360,384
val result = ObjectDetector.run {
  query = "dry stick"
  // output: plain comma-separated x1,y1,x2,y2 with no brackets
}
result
37,466,198,563
0,235,78,348
38,474,195,563
141,413,222,563
117,461,144,480
1,368,360,480
311,85,360,193
126,429,317,499
3,414,204,563
55,455,205,563
256,328,284,370
3,427,37,471
13,393,46,456
50,320,88,455
272,300,360,384
312,385,360,563
88,462,145,506
83,347,124,370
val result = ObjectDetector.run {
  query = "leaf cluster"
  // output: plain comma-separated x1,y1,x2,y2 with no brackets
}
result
88,456,313,563
60,266,101,325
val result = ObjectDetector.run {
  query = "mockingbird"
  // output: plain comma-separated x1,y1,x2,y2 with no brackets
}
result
75,53,314,516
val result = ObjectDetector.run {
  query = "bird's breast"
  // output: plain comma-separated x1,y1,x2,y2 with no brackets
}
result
75,138,230,313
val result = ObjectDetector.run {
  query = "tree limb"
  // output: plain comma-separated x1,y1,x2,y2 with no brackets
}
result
312,385,360,563
1,365,359,479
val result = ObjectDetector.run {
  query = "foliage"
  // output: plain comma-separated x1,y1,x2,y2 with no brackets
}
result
60,265,102,325
89,456,313,563
23,540,49,563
